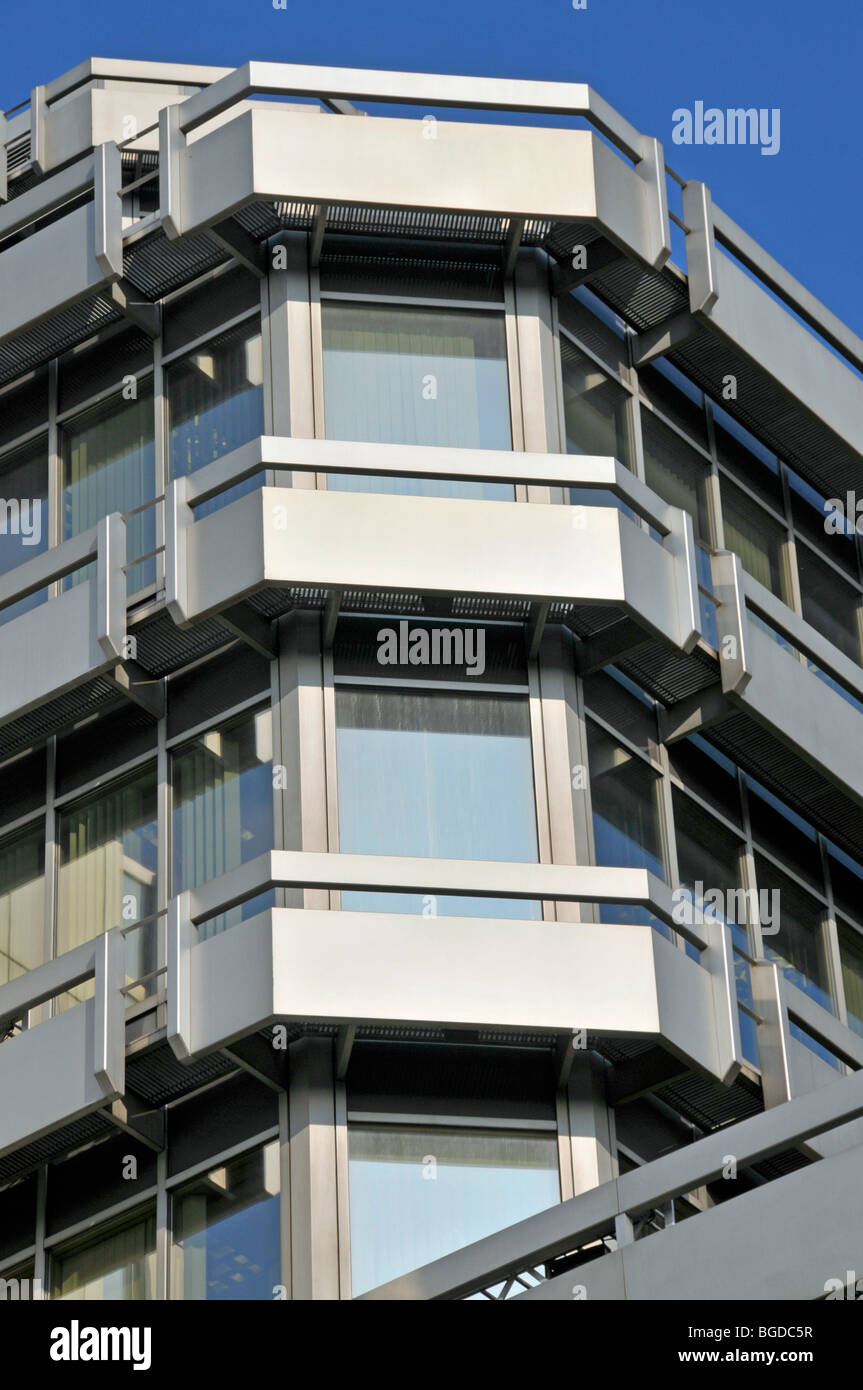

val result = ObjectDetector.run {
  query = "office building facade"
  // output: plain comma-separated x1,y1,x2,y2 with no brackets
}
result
0,59,862,1301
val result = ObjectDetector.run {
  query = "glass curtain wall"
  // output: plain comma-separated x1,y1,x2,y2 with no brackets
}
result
0,438,49,624
50,1209,157,1301
335,686,540,918
348,1124,559,1296
586,720,666,931
61,389,156,594
172,708,274,938
560,337,632,513
56,767,157,1006
167,321,264,516
0,824,45,987
171,1142,280,1301
323,303,513,498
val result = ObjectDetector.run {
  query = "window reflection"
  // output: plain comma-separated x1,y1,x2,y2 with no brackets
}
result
57,767,157,1006
348,1124,559,1297
168,321,264,518
62,390,156,595
171,1143,280,1301
323,302,513,498
586,721,666,931
0,823,45,988
336,686,540,919
172,708,274,938
0,439,49,625
51,1209,156,1301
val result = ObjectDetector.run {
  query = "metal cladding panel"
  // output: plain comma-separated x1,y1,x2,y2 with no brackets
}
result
178,107,606,232
255,911,662,1035
0,203,110,347
184,907,726,1075
184,488,633,618
0,580,115,727
0,1001,110,1160
541,1137,863,1301
734,620,863,805
703,248,863,474
188,912,276,1056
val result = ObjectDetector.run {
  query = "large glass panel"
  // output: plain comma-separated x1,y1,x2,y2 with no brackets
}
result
719,475,790,601
51,1209,156,1301
561,339,630,464
167,321,264,516
756,854,831,1011
561,337,633,514
336,687,540,918
713,407,783,513
0,823,45,988
839,921,863,1039
62,389,155,594
0,439,49,625
586,721,665,927
348,1124,559,1297
747,778,823,891
641,410,711,542
323,302,513,498
57,767,157,1004
796,544,862,667
672,789,756,1061
172,708,274,938
828,846,863,929
171,1142,280,1301
668,733,742,827
789,469,859,579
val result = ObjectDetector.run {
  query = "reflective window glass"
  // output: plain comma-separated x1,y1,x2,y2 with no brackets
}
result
172,708,274,937
171,1142,280,1301
51,1209,156,1301
336,687,540,918
348,1125,559,1297
62,390,155,594
323,303,513,498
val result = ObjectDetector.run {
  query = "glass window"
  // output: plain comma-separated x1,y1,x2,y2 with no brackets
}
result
586,721,665,927
0,823,45,988
672,789,756,1062
756,854,831,1012
561,339,630,465
668,733,742,827
789,469,859,579
796,545,862,667
336,687,540,918
641,409,711,542
171,1142,280,1301
0,439,49,626
561,338,632,513
839,921,863,1039
713,408,783,513
62,389,156,595
323,302,513,498
172,708,274,938
167,320,264,510
348,1124,559,1297
828,846,863,928
719,475,790,601
57,767,157,1003
50,1208,156,1301
747,778,823,891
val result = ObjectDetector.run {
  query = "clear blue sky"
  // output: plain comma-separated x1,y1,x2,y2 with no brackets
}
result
2,0,861,331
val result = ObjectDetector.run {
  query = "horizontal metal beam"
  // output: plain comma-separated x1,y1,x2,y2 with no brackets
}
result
179,435,678,536
187,849,685,934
